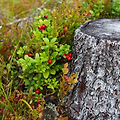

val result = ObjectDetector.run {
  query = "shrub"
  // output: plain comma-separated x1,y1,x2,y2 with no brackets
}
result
16,8,71,98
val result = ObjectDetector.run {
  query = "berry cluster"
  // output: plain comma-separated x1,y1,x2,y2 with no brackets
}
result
63,52,72,61
31,15,47,38
38,24,46,32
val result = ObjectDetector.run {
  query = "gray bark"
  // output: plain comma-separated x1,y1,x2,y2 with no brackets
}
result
65,19,120,120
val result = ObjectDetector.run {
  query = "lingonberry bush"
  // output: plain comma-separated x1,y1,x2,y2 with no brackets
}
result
16,8,71,97
0,0,120,119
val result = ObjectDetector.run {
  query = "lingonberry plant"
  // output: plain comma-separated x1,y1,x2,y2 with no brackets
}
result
17,8,71,98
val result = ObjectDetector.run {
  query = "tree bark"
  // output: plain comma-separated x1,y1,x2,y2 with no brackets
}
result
65,19,120,120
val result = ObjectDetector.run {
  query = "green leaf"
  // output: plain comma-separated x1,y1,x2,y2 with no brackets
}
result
17,58,25,65
22,65,27,71
51,52,58,58
6,63,11,70
24,79,30,85
54,65,60,71
40,52,49,59
23,46,28,50
43,38,49,44
50,38,57,44
44,19,50,26
89,10,94,14
35,84,38,89
50,69,56,75
43,70,49,78
31,81,35,85
40,86,43,90
41,46,45,50
18,75,24,79
42,30,48,34
24,55,29,59
47,27,53,33
35,54,40,63
39,19,43,25
47,84,54,91
52,45,57,50
17,48,24,56
35,53,39,59
49,59,56,66
29,69,34,74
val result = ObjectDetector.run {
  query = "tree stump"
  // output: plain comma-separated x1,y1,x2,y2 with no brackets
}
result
65,19,120,120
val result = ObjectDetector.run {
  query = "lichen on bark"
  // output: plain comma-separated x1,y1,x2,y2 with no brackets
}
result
65,19,120,120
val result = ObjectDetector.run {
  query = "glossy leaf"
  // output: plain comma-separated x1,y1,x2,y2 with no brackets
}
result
43,70,49,79
43,38,49,44
50,69,56,75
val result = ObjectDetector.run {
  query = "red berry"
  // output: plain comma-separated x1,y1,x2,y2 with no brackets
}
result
27,53,32,57
44,15,48,19
38,26,42,30
78,6,81,8
65,55,69,59
63,25,68,31
37,100,41,104
67,56,71,61
68,53,72,57
48,59,52,64
35,90,40,94
41,24,46,29
63,53,66,56
59,32,64,36
63,27,66,31
31,33,33,38
32,94,36,97
41,29,44,32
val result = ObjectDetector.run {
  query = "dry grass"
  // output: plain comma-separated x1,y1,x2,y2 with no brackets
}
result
0,0,46,26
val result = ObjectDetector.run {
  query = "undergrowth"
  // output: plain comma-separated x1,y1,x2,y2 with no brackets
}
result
0,0,120,119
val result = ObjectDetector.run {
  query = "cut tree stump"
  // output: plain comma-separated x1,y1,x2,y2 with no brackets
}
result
65,19,120,120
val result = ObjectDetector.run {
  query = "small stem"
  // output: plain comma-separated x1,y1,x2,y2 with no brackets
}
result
20,99,33,112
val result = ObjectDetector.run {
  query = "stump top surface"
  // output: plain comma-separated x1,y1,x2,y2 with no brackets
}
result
80,18,120,41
